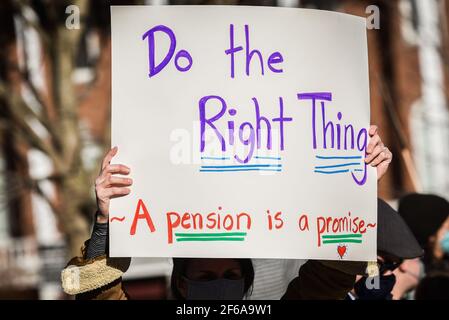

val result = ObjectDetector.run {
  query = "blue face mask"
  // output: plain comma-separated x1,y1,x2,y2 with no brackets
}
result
440,231,449,255
185,278,245,300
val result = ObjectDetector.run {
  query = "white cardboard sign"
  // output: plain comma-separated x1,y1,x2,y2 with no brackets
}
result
110,6,377,261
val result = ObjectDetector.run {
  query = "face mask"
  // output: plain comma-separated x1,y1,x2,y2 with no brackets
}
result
441,231,449,255
185,278,245,300
354,274,396,300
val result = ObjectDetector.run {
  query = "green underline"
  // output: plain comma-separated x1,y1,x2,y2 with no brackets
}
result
322,234,362,239
175,232,247,237
322,239,363,244
176,237,245,242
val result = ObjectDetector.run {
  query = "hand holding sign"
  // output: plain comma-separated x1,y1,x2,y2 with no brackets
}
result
365,125,393,180
95,147,132,224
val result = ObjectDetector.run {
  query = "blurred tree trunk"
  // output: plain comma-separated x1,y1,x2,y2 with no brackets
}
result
50,0,92,257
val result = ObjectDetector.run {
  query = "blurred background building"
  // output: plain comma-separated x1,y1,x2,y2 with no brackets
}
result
0,0,448,299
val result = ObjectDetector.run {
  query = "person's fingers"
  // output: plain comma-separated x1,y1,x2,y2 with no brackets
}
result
95,172,109,190
370,147,392,167
366,134,381,154
375,148,392,181
370,150,388,167
101,146,118,171
102,176,133,188
369,125,378,137
383,147,393,162
104,187,131,199
95,172,109,187
365,144,384,163
95,164,130,188
103,164,130,175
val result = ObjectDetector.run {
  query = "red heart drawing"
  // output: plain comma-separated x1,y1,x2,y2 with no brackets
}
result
337,245,347,259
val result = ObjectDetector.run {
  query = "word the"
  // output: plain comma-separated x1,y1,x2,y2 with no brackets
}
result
225,24,284,78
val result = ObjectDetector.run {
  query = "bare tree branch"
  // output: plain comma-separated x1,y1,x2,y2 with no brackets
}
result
0,83,65,172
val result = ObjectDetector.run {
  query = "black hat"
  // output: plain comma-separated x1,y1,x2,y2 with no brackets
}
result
377,198,423,259
398,193,449,246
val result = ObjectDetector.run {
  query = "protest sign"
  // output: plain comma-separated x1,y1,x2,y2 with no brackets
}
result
110,6,377,260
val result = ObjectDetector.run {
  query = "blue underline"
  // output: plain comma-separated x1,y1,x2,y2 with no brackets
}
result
315,163,361,169
316,155,362,160
254,156,282,160
314,169,350,174
201,156,230,160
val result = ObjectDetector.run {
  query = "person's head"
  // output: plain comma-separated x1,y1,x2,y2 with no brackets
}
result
377,199,423,261
415,272,449,300
398,193,449,263
170,258,254,300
